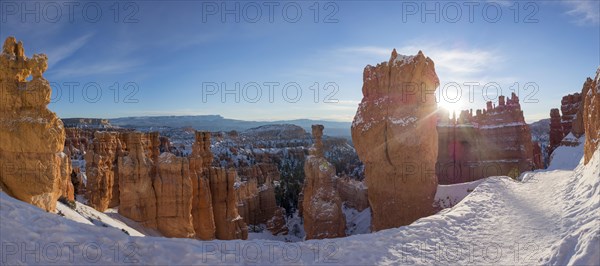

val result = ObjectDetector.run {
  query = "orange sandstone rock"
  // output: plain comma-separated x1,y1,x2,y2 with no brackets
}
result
583,68,600,164
85,132,120,211
302,125,346,239
351,50,439,231
190,131,217,240
154,152,195,238
118,132,158,229
0,37,66,211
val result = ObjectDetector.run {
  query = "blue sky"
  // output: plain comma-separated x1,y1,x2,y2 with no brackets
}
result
1,0,598,122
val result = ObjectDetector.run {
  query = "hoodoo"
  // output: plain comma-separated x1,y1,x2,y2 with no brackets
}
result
302,125,346,239
0,37,68,211
351,50,439,231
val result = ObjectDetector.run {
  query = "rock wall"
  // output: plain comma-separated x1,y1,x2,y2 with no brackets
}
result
236,163,280,225
302,125,346,239
85,132,120,211
437,93,539,183
189,131,217,240
583,68,600,164
208,168,248,240
560,93,583,136
336,177,369,212
351,50,439,231
118,132,158,229
154,152,195,238
548,71,596,162
64,128,93,159
0,37,66,211
59,153,74,201
549,108,564,155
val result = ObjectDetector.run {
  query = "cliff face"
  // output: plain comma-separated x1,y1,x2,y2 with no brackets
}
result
583,68,600,164
549,108,564,155
437,93,540,183
302,125,346,239
351,50,439,231
58,153,74,201
548,68,599,164
64,128,93,159
154,152,195,238
85,132,120,211
189,131,217,240
118,132,158,229
0,37,67,211
208,168,248,240
74,128,247,239
336,177,369,212
561,93,584,136
236,163,280,225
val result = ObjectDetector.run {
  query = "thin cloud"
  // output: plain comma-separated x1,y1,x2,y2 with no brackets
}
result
335,46,391,57
563,0,600,26
395,44,504,77
46,33,94,67
48,59,142,78
334,44,504,78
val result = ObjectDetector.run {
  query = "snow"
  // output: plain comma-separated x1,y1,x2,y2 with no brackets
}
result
55,202,94,225
1,148,599,265
55,201,145,237
343,204,371,236
548,136,585,170
247,212,305,242
392,54,415,66
478,122,527,129
389,116,417,126
433,179,486,209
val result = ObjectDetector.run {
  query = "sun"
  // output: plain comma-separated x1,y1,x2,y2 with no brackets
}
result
438,99,464,117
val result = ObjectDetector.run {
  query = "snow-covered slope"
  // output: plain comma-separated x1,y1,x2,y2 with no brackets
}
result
433,179,487,210
55,201,151,237
547,135,585,170
1,149,598,265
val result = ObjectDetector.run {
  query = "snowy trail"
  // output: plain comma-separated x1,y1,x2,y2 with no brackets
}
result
1,150,598,265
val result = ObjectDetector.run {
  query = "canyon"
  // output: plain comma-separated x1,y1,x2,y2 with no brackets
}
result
2,37,597,250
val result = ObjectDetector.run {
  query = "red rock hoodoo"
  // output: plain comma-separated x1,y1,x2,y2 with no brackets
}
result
302,125,346,239
351,50,439,231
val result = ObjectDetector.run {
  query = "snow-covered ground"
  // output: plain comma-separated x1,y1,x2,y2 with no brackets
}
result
1,148,598,265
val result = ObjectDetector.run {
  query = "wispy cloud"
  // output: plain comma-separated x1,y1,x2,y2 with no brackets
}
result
46,33,94,67
48,59,143,78
335,46,391,57
396,44,504,77
563,0,600,26
334,43,504,80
